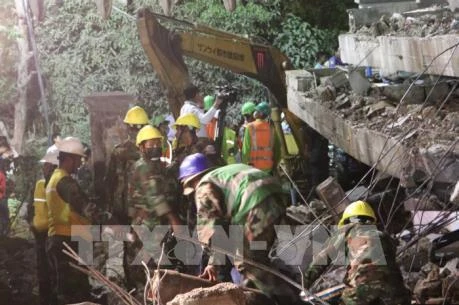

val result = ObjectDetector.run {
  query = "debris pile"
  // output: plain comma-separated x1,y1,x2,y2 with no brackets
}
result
350,4,459,37
317,79,459,150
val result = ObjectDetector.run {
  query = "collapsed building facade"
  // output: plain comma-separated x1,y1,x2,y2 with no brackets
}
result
286,0,459,303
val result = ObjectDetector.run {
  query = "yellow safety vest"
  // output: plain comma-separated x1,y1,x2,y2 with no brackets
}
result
46,168,91,239
32,179,48,232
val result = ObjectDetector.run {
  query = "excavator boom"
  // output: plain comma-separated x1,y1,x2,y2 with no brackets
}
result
137,8,304,151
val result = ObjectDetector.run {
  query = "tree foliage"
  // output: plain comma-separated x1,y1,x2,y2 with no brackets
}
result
36,0,164,143
274,14,339,69
2,0,353,143
0,1,18,113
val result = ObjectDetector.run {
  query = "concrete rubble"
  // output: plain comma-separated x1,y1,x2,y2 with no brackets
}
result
284,2,459,303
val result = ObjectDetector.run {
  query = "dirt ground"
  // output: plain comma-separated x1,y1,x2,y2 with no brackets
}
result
0,237,38,305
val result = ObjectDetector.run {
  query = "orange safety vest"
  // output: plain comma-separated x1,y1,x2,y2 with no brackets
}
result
247,120,274,171
206,117,218,140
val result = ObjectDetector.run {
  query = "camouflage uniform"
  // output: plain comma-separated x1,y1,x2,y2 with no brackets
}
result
77,163,94,198
194,165,301,304
104,140,139,286
125,158,180,288
304,223,411,305
105,140,140,224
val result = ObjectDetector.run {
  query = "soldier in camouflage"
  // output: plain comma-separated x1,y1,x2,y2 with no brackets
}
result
178,154,301,304
103,106,149,288
105,106,150,224
303,201,411,305
125,125,182,291
172,113,206,167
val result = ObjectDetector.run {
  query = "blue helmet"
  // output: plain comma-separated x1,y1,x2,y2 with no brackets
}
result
179,153,210,183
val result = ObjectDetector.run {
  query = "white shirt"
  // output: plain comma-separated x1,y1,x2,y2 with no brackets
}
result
180,100,217,138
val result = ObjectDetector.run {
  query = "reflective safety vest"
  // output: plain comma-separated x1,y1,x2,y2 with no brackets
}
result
247,120,274,171
206,118,218,140
32,179,48,232
46,168,91,239
197,164,285,224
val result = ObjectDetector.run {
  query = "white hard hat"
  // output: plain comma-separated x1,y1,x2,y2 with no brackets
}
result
56,136,85,157
40,144,59,165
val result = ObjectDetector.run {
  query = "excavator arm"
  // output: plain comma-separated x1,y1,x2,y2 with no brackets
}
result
137,8,304,152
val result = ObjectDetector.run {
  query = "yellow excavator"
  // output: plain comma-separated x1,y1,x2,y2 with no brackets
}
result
136,8,305,157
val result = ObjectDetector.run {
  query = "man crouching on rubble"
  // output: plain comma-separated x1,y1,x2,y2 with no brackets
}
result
178,153,302,304
303,201,411,305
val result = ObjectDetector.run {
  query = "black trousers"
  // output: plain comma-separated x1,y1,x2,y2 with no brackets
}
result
33,230,52,305
46,235,90,305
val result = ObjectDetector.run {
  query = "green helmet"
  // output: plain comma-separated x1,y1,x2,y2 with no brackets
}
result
203,95,215,111
241,101,256,115
255,101,271,116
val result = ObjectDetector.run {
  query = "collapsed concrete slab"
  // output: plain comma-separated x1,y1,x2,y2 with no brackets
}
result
339,34,459,77
286,71,459,190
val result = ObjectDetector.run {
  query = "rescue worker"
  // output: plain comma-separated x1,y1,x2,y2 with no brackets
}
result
77,143,94,197
105,105,149,224
178,153,300,304
241,102,281,173
238,101,256,150
31,145,59,305
126,125,183,290
180,84,222,139
152,114,172,161
104,106,149,287
172,113,202,165
46,137,91,305
303,201,411,305
203,95,237,165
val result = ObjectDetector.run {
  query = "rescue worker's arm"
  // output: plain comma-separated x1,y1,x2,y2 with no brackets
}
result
195,182,227,281
303,230,346,288
56,176,89,215
241,126,251,164
199,107,218,125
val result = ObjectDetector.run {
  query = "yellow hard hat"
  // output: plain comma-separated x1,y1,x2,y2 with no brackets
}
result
136,125,163,146
338,200,376,227
173,113,201,129
124,106,149,125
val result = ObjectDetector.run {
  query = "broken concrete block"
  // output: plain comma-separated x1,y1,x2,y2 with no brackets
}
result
325,71,349,89
366,100,393,118
421,105,437,119
449,0,459,11
349,70,371,96
316,177,350,221
294,74,315,92
425,82,450,104
336,97,351,109
414,264,443,303
168,282,247,305
149,270,214,304
379,83,426,104
316,86,336,102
